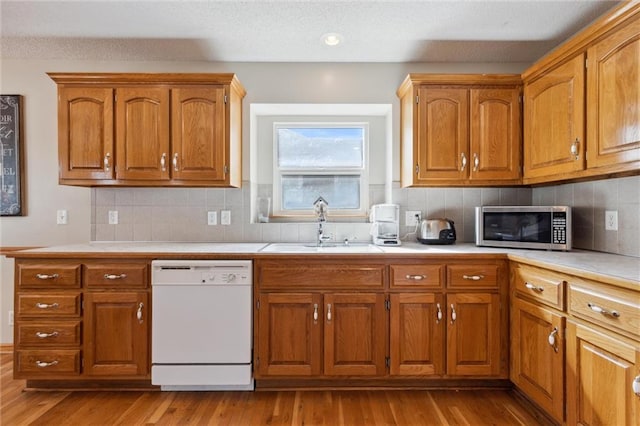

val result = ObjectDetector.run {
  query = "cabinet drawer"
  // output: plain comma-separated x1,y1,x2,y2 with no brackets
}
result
84,263,148,289
15,350,81,376
447,264,500,289
17,293,81,317
18,263,81,289
390,264,444,289
258,260,385,290
568,281,640,340
16,321,81,346
512,264,565,310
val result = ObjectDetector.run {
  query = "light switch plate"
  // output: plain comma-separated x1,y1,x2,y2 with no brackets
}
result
221,210,231,225
108,210,119,225
56,209,68,225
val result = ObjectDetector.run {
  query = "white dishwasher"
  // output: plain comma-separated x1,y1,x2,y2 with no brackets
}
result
151,260,253,391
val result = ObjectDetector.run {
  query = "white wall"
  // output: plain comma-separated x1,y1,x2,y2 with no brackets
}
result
0,58,527,343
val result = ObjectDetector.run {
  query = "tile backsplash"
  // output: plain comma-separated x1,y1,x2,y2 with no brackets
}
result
92,175,639,257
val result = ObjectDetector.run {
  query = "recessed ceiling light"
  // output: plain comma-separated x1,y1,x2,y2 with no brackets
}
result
322,33,343,46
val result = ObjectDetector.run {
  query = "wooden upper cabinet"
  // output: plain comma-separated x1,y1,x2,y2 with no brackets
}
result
416,87,469,182
470,88,521,181
523,54,586,181
171,87,226,182
398,74,522,187
587,14,640,170
116,87,170,181
58,87,114,180
48,73,245,187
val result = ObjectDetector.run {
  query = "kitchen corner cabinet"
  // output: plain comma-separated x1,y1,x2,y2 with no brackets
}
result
49,73,245,187
397,74,522,187
522,2,640,184
14,259,151,384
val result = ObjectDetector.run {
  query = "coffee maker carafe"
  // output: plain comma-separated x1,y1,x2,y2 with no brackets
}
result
369,204,401,246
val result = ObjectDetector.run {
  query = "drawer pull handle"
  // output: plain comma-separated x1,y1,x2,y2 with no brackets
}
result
548,327,559,353
327,304,332,322
36,331,59,339
160,153,167,172
633,375,640,396
463,274,484,281
104,273,127,280
588,303,620,318
35,302,59,309
436,303,443,323
36,360,59,368
36,273,59,280
313,303,318,323
450,304,457,324
173,153,179,171
406,274,425,281
525,282,544,292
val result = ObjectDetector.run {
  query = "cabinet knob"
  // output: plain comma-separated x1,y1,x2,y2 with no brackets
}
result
460,153,467,172
137,302,144,323
160,153,167,171
327,303,332,322
450,304,457,324
436,303,443,323
173,153,179,171
473,153,479,172
313,303,318,323
633,375,640,396
570,138,580,160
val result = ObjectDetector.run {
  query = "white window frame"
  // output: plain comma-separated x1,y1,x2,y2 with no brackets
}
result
272,122,369,218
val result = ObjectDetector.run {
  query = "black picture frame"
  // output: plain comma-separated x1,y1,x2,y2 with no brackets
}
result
1,95,24,216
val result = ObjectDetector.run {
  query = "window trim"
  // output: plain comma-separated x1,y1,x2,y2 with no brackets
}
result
272,122,369,218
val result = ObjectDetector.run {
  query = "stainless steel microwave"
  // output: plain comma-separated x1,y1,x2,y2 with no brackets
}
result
475,206,571,251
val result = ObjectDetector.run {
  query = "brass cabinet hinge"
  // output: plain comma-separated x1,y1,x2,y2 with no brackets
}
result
415,95,419,104
223,165,229,175
415,164,420,175
385,299,391,310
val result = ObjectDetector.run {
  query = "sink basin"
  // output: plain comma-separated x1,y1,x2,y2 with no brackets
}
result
260,242,384,253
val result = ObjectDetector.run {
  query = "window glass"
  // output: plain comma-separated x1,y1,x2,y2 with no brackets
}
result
281,175,361,210
277,127,364,168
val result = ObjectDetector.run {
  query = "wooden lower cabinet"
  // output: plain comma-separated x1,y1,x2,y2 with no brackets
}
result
511,297,565,423
389,293,445,376
446,293,501,376
256,292,387,377
83,291,149,377
566,321,640,426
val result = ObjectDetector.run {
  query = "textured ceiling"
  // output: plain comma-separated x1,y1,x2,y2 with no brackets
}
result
0,0,623,63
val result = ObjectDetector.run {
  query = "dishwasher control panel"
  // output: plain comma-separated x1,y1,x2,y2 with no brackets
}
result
152,260,252,285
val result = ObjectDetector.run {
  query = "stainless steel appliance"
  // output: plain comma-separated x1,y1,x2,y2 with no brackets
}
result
475,206,571,251
417,218,456,244
151,260,253,391
369,204,401,245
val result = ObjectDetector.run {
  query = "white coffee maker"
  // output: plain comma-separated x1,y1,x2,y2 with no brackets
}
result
369,204,401,246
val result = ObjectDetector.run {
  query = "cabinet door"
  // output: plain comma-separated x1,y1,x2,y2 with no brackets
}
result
115,87,170,181
469,88,521,181
324,293,387,376
511,298,565,423
256,293,322,377
171,87,227,182
446,293,501,376
389,293,444,376
566,321,640,426
524,54,585,180
415,87,469,182
83,292,149,377
58,87,114,180
587,15,640,170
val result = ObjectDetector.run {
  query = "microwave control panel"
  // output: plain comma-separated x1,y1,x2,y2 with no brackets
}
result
552,212,567,244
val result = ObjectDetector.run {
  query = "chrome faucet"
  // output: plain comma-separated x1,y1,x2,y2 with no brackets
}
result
313,197,331,246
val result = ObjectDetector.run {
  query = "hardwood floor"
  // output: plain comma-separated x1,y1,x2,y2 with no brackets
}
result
1,350,548,425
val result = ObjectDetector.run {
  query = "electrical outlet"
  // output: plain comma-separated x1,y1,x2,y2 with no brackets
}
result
207,211,218,225
8,310,14,326
221,210,231,225
405,210,422,226
605,210,618,231
56,209,68,225
108,210,119,225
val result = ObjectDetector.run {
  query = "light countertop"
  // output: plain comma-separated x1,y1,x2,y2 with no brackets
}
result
9,241,639,290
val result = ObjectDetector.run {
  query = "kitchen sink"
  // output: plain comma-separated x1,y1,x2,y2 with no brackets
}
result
260,242,384,253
